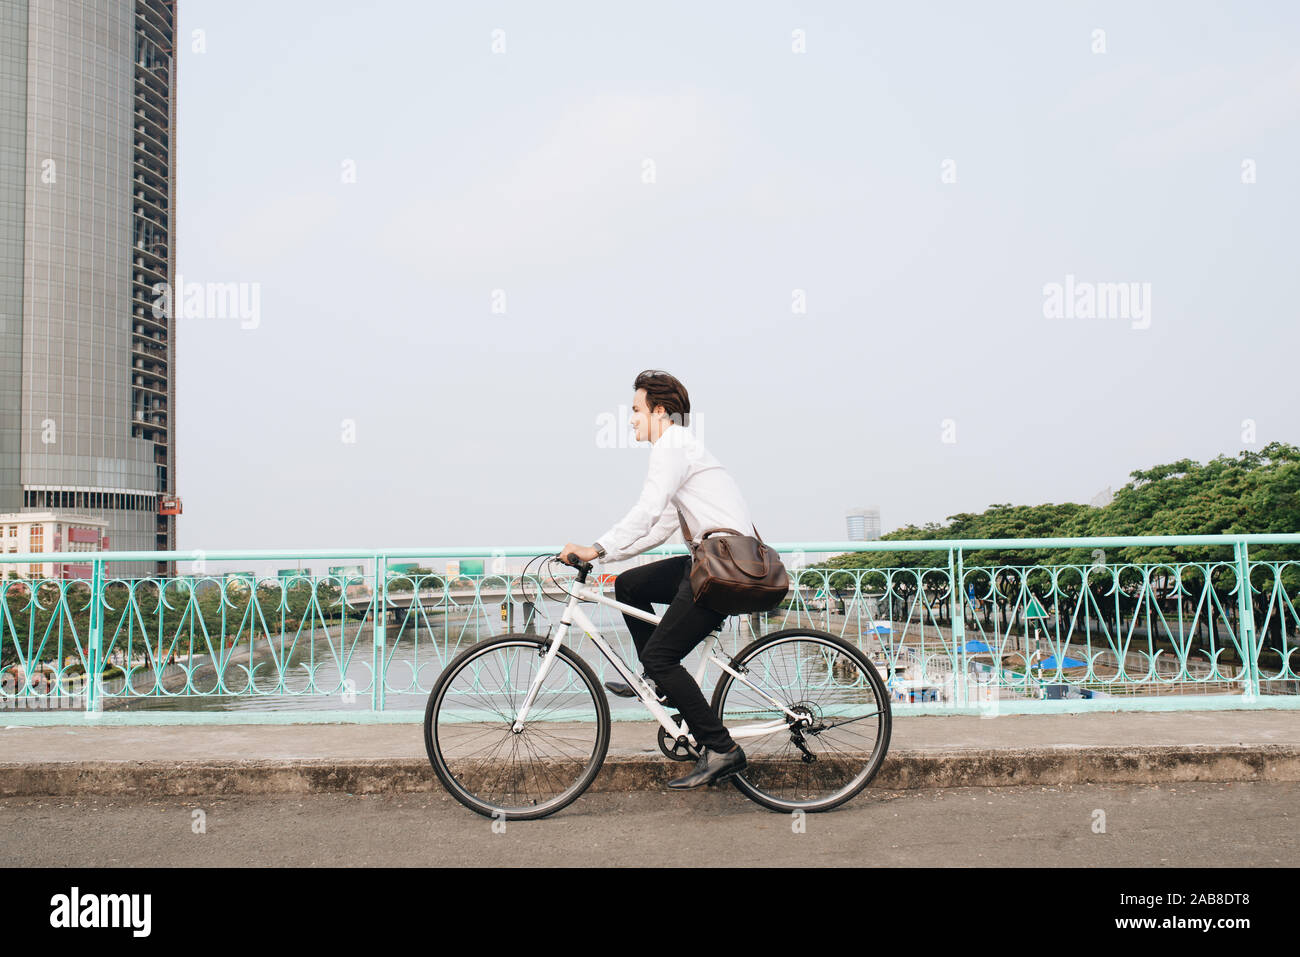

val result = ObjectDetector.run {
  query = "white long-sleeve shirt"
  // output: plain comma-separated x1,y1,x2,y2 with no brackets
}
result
594,425,757,564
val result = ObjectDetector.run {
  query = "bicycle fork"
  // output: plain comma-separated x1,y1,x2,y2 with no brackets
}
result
510,617,575,733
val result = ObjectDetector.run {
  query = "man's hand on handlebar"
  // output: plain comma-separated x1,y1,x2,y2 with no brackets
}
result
558,543,598,566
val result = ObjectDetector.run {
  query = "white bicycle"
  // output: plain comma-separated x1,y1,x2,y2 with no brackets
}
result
424,553,891,820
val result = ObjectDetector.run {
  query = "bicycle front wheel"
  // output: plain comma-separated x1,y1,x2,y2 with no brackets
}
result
712,628,891,813
424,633,610,820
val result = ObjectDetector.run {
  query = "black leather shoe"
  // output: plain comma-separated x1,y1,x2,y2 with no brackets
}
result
667,744,746,789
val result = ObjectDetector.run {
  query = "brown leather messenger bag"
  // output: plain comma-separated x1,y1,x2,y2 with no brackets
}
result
675,506,790,615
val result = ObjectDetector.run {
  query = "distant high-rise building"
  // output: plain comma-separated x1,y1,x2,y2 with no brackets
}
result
846,506,881,541
0,0,178,578
1090,486,1114,508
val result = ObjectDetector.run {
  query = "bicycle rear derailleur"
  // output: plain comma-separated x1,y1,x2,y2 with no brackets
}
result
788,701,826,763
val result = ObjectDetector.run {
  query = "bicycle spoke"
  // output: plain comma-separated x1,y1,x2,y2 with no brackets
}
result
715,631,890,810
429,638,607,818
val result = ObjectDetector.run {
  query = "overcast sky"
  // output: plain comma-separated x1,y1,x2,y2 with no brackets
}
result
173,0,1300,559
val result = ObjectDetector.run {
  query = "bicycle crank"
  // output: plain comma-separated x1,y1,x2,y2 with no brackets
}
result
657,715,701,762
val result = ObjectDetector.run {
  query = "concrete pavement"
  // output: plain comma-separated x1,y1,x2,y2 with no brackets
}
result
1,782,1294,867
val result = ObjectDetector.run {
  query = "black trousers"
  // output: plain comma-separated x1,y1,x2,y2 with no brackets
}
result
613,554,736,753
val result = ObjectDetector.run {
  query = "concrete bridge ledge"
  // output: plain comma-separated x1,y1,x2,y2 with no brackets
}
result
3,744,1297,798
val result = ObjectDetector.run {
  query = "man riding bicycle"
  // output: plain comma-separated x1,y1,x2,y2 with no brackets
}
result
559,369,758,789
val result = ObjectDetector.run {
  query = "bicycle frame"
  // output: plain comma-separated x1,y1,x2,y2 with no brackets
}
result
509,574,808,746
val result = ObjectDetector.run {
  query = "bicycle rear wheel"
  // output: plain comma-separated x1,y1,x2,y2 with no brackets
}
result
711,628,891,813
424,633,610,820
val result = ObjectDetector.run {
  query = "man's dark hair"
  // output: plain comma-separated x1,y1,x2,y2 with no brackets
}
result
634,369,690,427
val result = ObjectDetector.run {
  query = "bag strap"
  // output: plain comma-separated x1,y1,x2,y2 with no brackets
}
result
676,506,696,555
722,540,774,578
677,505,764,548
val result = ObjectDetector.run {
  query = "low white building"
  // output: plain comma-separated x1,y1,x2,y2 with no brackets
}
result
0,512,110,581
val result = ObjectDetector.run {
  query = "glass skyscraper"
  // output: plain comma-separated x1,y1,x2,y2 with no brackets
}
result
846,507,881,542
0,0,177,578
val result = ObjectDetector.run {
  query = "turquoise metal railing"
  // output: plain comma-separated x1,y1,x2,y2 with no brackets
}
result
1,534,1297,723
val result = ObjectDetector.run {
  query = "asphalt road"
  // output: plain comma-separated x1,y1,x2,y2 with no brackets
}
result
2,781,1294,867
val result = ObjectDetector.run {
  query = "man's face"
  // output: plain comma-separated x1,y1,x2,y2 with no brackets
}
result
630,388,661,443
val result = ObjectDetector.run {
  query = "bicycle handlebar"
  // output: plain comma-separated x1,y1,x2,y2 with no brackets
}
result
558,552,593,582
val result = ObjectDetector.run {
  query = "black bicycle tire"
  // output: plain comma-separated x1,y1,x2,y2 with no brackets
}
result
711,627,892,813
424,633,611,821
